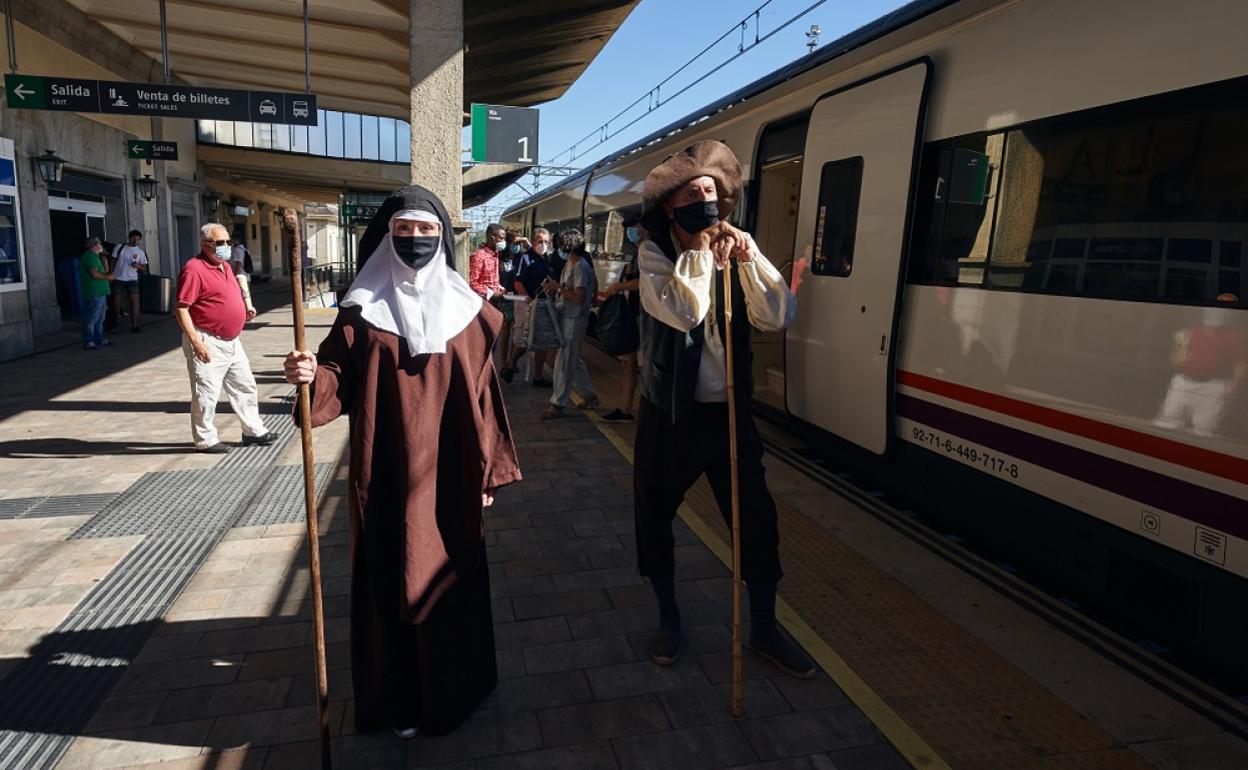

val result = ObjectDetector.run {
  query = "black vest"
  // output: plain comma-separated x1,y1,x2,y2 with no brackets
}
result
640,234,755,423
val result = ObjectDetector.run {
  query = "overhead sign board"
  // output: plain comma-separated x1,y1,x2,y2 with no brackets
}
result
5,74,317,125
126,140,179,161
470,103,538,165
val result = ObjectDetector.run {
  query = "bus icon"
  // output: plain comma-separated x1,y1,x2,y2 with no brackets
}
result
292,101,309,119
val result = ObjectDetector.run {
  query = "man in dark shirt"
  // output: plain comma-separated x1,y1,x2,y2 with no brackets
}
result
174,222,273,454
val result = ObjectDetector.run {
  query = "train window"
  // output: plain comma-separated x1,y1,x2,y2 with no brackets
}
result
908,135,1002,286
911,75,1248,308
809,157,863,277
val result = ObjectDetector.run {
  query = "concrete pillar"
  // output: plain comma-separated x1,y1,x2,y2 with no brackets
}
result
409,0,468,273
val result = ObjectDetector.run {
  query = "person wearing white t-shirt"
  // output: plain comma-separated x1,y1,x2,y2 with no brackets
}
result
111,230,149,333
229,238,256,316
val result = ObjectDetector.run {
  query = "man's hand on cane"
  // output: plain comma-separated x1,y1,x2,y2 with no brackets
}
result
284,351,317,384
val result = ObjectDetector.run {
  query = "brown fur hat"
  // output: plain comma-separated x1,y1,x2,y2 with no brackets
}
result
640,140,743,234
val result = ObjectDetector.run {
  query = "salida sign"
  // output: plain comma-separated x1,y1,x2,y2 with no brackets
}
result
5,74,317,125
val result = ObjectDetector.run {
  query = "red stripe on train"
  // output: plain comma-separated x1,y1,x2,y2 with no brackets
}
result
896,370,1248,486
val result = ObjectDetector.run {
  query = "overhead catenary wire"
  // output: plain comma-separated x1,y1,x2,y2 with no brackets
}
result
471,0,831,219
547,0,830,169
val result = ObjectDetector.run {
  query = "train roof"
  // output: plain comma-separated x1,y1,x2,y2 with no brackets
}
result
502,0,960,217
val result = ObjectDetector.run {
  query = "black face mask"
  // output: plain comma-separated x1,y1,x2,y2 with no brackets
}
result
672,200,720,234
392,235,439,269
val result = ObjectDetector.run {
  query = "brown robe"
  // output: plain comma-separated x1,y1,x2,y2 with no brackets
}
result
305,303,520,735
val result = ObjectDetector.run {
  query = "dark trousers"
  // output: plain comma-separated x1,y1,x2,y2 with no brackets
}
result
633,398,782,584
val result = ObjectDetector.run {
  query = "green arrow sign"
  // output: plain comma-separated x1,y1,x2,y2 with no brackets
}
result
125,140,179,160
5,75,46,109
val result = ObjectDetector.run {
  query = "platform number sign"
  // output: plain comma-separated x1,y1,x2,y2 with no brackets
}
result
470,103,538,165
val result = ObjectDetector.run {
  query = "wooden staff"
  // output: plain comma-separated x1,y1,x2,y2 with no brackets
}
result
282,208,333,769
722,256,744,719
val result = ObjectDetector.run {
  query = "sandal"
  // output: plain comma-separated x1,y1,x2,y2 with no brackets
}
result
542,405,565,420
576,397,600,409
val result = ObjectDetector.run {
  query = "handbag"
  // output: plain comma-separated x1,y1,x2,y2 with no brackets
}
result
596,293,639,357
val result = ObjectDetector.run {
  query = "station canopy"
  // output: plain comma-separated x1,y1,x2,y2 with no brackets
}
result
64,0,641,120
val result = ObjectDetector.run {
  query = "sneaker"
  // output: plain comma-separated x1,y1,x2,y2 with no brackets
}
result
391,726,418,740
750,631,816,679
83,342,97,350
197,443,230,454
650,628,681,666
500,367,515,384
99,339,113,347
601,409,634,422
241,432,276,446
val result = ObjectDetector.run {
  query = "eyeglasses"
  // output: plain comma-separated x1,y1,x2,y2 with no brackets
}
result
203,239,229,247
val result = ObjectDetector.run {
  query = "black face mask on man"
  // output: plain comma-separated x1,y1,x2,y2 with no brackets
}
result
392,235,440,269
672,200,720,234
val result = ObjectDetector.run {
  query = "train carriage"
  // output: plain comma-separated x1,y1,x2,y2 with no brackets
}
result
502,0,1248,678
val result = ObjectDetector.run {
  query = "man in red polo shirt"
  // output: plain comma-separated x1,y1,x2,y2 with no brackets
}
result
174,222,273,453
468,223,505,301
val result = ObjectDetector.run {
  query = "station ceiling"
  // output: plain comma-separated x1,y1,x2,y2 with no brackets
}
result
64,0,641,121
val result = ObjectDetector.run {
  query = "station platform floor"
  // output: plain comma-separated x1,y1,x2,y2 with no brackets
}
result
0,295,1244,770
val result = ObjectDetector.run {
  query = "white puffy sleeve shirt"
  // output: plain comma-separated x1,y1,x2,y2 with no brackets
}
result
638,231,795,402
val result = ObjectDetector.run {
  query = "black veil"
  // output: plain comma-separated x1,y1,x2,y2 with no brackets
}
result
356,185,456,271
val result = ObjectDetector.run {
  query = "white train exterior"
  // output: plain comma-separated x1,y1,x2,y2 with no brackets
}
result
503,0,1248,673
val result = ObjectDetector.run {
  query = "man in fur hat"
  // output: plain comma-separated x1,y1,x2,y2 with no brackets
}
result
634,139,814,677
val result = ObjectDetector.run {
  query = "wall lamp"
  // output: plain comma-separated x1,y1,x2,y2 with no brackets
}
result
203,191,222,216
35,149,65,186
136,174,159,202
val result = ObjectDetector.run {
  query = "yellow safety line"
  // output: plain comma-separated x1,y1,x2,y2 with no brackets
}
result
586,412,950,770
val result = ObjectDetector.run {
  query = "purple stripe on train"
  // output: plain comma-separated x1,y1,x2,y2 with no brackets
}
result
896,394,1247,541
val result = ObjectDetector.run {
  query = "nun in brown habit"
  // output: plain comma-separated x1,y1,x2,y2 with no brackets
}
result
634,140,814,678
284,185,520,737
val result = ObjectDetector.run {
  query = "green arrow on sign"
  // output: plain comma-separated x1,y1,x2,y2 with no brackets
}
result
5,75,45,109
127,140,151,159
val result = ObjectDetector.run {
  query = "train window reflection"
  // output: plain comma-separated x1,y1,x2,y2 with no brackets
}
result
910,76,1248,308
810,157,862,277
910,136,1001,286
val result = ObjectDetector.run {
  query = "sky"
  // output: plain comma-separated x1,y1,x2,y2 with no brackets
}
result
464,0,911,224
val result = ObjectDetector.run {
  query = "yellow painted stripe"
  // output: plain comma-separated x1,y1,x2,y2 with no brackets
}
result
586,412,950,770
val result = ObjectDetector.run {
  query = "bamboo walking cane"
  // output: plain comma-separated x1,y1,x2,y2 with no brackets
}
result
722,257,744,719
282,208,333,769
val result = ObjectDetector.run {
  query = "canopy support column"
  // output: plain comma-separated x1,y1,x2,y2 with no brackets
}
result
409,0,467,272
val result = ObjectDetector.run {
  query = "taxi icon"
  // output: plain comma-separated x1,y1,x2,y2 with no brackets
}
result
258,99,278,116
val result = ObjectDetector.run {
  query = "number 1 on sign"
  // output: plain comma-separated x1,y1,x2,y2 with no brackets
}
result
517,136,532,163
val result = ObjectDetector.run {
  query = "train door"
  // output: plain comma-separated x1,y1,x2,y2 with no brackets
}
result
786,60,931,454
749,114,808,411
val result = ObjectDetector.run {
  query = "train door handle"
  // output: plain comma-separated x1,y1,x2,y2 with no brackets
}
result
879,335,886,353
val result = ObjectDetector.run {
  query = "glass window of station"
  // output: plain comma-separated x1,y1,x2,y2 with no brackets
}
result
198,110,411,165
910,75,1248,308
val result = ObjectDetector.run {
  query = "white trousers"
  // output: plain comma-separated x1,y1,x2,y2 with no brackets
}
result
1152,373,1230,437
182,329,268,449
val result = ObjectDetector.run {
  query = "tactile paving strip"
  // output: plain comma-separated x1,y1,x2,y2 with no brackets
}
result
0,394,317,770
0,493,118,520
233,462,334,528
